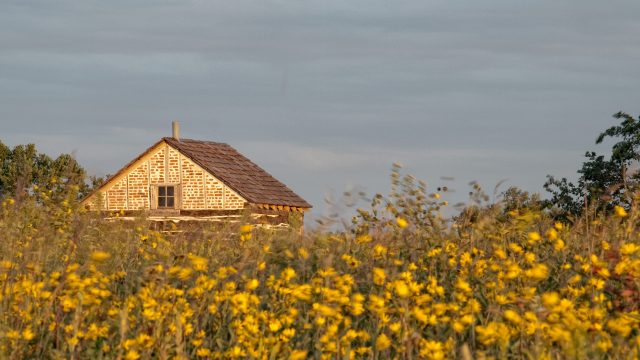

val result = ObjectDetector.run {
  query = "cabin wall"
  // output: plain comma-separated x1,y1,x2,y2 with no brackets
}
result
168,147,181,184
88,144,247,211
107,177,127,209
224,185,245,209
128,161,149,209
203,168,246,209
181,157,205,210
149,147,165,184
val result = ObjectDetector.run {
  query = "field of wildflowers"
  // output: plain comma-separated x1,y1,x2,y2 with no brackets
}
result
0,170,639,359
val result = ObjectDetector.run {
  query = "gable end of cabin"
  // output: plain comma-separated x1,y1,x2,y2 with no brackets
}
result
82,141,247,213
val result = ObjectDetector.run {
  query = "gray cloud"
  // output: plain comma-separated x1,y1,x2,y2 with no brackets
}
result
1,0,639,218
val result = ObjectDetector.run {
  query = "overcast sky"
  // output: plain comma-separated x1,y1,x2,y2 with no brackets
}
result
2,0,639,220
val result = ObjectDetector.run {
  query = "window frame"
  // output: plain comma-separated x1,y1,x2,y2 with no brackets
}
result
157,185,176,209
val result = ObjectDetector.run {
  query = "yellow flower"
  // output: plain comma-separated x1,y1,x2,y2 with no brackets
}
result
527,232,541,244
455,279,472,293
376,333,391,350
22,328,35,341
189,254,208,272
597,336,612,352
525,264,548,281
90,251,111,262
476,322,510,346
230,292,253,315
394,281,411,298
373,244,388,258
177,267,193,280
289,350,308,360
313,303,337,317
355,234,372,244
412,307,429,324
452,320,465,333
298,247,309,259
524,252,536,264
491,294,506,304
620,243,640,255
389,322,401,333
246,278,260,291
372,267,386,285
509,243,523,254
68,337,79,347
191,338,203,347
240,223,253,241
607,317,633,337
341,254,360,268
269,319,282,332
125,350,141,360
615,205,628,217
196,348,211,357
396,217,408,228
428,247,443,257
281,328,296,340
350,294,365,316
282,267,296,281
419,339,445,360
291,284,312,301
494,248,507,260
541,292,560,308
503,309,522,324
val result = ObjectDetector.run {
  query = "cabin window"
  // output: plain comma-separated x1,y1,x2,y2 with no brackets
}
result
158,185,175,208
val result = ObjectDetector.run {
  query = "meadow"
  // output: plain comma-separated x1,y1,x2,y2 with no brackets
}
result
0,169,638,359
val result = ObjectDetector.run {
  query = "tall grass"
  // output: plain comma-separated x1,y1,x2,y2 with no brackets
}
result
0,169,638,359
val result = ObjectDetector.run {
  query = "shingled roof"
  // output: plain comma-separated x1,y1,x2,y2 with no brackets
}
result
163,137,311,209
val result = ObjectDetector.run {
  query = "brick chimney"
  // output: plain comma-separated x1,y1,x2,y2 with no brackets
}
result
172,121,180,140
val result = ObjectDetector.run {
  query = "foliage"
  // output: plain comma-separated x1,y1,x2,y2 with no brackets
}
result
0,140,91,203
500,186,543,213
0,169,639,359
545,112,640,218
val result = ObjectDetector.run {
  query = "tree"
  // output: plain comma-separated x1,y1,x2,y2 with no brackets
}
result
0,140,91,203
500,186,543,213
544,112,640,217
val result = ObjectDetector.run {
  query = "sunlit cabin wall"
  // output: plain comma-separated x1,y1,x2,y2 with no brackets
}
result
127,161,149,209
85,143,246,211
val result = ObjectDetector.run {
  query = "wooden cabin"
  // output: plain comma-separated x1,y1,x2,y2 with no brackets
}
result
81,122,311,228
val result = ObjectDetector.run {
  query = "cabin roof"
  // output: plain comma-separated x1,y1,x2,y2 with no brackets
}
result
163,137,311,208
83,137,312,209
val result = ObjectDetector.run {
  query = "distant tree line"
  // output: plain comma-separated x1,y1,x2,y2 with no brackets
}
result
0,141,104,204
543,112,640,218
500,112,640,221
